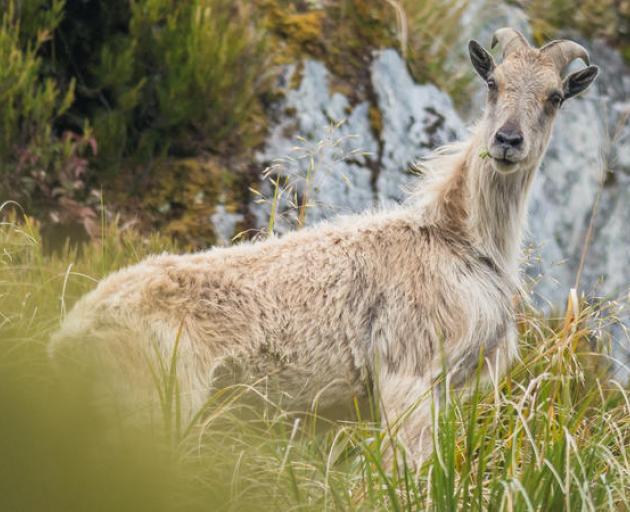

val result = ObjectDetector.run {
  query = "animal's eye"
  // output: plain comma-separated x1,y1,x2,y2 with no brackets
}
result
487,78,497,91
548,92,563,107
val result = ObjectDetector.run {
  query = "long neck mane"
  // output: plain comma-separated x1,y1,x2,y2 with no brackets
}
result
411,129,540,275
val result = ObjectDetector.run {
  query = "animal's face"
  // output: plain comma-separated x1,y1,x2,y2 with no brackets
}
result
482,53,562,170
469,30,599,173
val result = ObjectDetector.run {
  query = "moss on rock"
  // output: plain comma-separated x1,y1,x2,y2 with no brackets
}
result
126,157,254,249
139,159,220,247
257,0,397,103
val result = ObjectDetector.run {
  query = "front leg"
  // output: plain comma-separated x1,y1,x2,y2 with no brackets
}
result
378,370,438,471
377,323,519,471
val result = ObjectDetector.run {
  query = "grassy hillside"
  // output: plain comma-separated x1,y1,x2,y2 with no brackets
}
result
1,211,629,511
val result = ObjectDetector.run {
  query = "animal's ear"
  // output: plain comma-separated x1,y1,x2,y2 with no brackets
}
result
469,40,495,80
562,65,599,100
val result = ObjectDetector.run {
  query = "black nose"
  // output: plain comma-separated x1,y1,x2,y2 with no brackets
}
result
495,129,523,148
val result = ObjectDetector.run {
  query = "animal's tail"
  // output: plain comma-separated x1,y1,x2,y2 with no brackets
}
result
49,293,99,360
49,290,213,423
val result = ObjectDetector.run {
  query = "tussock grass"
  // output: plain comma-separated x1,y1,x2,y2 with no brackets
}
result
1,209,629,511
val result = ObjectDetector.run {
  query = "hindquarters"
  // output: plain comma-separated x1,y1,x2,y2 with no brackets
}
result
49,262,229,421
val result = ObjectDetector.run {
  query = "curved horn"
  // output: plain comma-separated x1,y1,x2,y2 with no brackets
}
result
540,40,590,74
491,27,529,58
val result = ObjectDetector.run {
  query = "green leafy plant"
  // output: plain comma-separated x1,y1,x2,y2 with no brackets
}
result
0,2,105,244
56,0,270,169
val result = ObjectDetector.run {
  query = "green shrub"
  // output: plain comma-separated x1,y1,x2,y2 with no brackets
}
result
2,0,270,176
0,1,67,160
0,0,270,245
0,1,89,217
55,0,270,169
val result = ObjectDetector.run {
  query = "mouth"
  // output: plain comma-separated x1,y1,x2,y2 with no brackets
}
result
490,155,521,175
488,146,523,168
493,156,517,166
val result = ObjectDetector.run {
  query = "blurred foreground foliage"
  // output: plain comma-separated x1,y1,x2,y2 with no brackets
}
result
1,213,629,510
